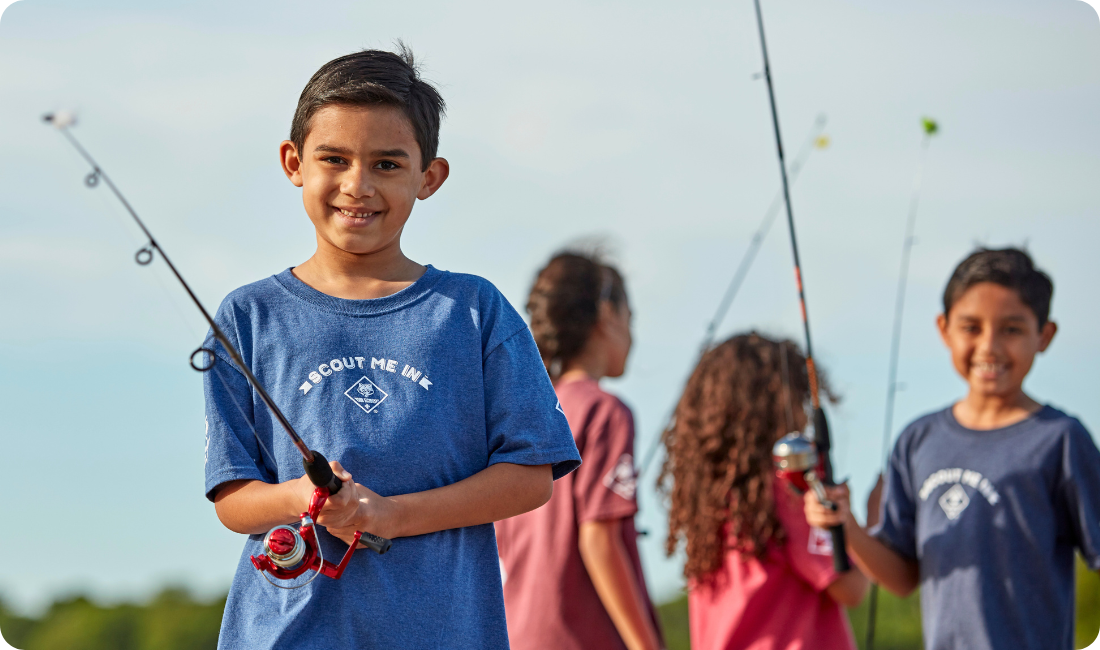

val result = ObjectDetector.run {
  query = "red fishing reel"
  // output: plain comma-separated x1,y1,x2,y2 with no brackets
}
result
772,432,825,496
250,487,390,587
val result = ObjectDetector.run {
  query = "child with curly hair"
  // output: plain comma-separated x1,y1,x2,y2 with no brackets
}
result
660,333,868,650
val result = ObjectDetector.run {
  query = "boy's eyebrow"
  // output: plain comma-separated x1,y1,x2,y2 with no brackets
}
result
372,148,410,159
313,144,354,155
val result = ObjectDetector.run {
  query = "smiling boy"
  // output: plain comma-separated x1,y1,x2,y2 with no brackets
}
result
806,248,1100,650
202,47,581,649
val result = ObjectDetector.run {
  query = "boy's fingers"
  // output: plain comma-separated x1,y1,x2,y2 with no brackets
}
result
329,460,353,481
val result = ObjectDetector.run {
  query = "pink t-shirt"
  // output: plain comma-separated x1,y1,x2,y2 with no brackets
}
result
688,476,856,650
495,378,660,650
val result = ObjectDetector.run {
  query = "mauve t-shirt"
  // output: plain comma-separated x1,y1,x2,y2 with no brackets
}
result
688,475,855,650
495,378,660,650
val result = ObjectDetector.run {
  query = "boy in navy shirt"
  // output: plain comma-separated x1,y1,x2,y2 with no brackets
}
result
202,47,581,649
807,248,1100,649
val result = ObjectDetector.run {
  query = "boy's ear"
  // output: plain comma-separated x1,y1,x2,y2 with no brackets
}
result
1038,321,1057,352
279,140,305,187
416,157,450,200
936,313,950,345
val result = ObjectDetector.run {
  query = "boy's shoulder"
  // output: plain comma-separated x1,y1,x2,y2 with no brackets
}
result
895,403,1092,457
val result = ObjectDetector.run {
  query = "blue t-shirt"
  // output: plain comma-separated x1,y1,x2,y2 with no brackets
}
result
874,405,1100,650
202,266,581,650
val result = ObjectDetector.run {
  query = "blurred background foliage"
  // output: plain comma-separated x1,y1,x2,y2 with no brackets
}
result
1,557,1095,649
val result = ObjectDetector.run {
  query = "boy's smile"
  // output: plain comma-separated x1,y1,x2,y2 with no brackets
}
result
937,282,1056,403
280,104,448,259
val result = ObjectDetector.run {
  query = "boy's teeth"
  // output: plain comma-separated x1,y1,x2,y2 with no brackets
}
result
339,208,373,217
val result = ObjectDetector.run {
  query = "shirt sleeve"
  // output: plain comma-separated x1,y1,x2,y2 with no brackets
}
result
775,479,839,592
871,433,919,561
202,331,277,502
1059,424,1100,569
573,397,639,524
483,328,581,480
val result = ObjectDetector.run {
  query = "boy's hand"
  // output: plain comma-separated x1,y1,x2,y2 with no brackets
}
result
325,483,401,547
805,483,852,529
294,461,360,529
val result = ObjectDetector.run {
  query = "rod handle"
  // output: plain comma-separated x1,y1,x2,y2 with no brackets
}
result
303,450,343,495
359,531,393,555
830,524,851,573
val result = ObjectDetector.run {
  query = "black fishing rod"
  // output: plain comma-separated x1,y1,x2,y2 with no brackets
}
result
753,0,849,573
638,115,829,478
43,112,391,572
865,116,938,650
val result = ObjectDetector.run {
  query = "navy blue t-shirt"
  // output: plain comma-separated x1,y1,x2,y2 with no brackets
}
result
202,266,581,650
874,405,1100,650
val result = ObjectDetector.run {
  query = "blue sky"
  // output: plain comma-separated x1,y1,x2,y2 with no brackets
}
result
1,0,1098,615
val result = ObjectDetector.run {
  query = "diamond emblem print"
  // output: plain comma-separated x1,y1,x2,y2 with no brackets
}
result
939,483,970,520
344,376,388,414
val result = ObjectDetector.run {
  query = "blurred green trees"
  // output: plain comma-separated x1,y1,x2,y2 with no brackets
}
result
0,589,223,650
1,558,1095,649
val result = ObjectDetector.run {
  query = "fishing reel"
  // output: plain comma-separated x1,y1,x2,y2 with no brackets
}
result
251,485,392,587
772,432,851,572
772,432,832,507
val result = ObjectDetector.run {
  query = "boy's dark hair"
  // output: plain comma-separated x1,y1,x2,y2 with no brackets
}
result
290,44,445,170
943,247,1053,327
526,252,627,378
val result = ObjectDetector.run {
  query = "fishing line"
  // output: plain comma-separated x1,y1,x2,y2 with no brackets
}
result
865,116,938,650
638,115,829,479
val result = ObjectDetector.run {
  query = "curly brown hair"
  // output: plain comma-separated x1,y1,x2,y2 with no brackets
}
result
659,332,832,582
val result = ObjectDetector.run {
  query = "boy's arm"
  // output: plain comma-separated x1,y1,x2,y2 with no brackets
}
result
325,462,553,542
213,461,365,534
578,519,663,650
805,485,920,597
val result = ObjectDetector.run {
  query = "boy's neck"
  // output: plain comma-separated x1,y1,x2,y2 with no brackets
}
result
953,389,1042,430
293,239,426,300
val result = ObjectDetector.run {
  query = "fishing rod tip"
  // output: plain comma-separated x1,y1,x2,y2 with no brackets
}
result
42,110,77,129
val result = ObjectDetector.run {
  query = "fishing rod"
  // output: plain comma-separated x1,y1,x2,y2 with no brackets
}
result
638,115,830,478
865,116,938,650
43,111,391,586
753,0,849,573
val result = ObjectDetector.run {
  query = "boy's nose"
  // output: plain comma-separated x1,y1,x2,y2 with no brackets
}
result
341,167,376,198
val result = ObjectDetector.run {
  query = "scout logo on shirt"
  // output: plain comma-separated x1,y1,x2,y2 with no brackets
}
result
344,376,389,414
603,453,637,500
938,483,970,520
918,467,1000,521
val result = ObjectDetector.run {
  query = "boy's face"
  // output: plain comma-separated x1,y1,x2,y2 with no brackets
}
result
937,282,1057,399
279,104,448,258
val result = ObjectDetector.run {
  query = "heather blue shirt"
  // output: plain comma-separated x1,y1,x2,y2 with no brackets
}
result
202,266,581,650
874,405,1100,650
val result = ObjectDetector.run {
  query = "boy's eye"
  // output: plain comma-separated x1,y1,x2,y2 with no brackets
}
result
375,160,399,171
323,156,347,165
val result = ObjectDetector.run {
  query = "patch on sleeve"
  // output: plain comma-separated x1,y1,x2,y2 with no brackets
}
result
808,527,834,556
603,453,637,500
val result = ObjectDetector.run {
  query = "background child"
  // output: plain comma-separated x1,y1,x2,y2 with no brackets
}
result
660,332,868,650
495,251,664,650
807,247,1100,649
203,47,581,649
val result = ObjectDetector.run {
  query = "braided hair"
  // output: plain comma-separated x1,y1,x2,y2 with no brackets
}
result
526,252,627,378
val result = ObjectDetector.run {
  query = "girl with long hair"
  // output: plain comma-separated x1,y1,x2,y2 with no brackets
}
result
660,333,868,650
496,251,664,650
